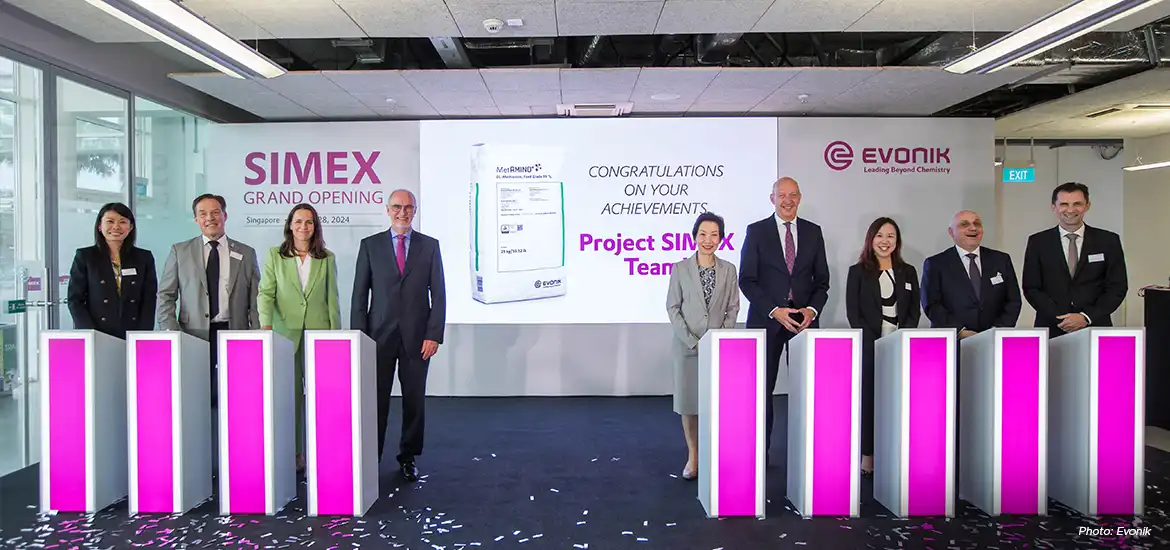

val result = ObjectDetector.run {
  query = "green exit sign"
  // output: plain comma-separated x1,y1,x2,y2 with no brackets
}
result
1004,167,1036,183
6,300,26,314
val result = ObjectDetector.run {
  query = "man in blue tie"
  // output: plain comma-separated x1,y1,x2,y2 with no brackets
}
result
738,177,831,464
351,189,447,482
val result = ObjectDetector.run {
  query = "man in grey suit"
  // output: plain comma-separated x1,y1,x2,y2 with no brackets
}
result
157,193,261,407
352,189,446,483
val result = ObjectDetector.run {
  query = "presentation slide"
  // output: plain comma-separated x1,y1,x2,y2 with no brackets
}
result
420,118,778,324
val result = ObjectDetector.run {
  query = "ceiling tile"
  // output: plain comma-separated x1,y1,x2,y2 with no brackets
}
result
655,1,774,34
556,2,664,35
560,90,635,103
446,2,558,38
489,90,563,106
260,72,345,95
4,0,152,42
754,0,880,32
169,73,272,96
322,71,419,94
422,90,498,109
402,70,489,93
182,0,275,40
560,68,641,91
704,68,801,91
350,92,434,110
335,0,460,36
847,0,966,32
631,67,721,100
232,0,366,38
753,68,879,110
480,68,561,92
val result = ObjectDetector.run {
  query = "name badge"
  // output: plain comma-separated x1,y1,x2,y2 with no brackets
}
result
230,251,244,261
904,282,912,291
121,267,137,276
990,273,1004,285
1089,253,1105,263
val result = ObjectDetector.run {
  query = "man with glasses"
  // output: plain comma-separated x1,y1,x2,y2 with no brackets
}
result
351,189,447,483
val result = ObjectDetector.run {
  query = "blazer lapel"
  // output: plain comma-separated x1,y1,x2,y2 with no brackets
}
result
303,255,324,297
402,234,420,278
892,266,907,322
794,218,812,273
949,250,979,304
380,231,401,278
1072,226,1093,281
763,217,789,273
189,237,207,296
225,240,243,298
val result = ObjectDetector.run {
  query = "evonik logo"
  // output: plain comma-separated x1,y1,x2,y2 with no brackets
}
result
534,278,562,288
823,141,952,172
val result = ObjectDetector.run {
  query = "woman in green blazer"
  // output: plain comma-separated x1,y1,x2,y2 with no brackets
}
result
258,203,341,472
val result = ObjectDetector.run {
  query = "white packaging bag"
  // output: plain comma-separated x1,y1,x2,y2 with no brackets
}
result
469,144,567,304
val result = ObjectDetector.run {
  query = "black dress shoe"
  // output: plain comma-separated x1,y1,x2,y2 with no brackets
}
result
400,461,419,482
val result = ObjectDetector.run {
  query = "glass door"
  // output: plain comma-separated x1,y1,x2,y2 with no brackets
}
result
0,54,45,477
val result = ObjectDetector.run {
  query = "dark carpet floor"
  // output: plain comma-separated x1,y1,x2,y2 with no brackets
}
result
1,396,1168,549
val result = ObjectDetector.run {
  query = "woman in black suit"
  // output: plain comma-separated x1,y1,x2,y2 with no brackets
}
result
845,217,921,475
67,202,157,339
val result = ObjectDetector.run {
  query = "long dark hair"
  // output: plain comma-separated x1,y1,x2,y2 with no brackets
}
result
858,217,905,272
279,204,329,259
93,202,137,252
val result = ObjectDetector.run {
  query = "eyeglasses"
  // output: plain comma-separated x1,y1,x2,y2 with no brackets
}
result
389,205,416,214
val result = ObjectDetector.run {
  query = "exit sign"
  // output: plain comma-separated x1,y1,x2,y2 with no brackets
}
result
1004,167,1036,183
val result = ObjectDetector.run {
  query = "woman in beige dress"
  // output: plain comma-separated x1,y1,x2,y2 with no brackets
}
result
665,211,740,480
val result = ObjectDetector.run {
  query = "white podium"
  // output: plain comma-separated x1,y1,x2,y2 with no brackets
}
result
959,328,1049,516
874,329,957,517
697,329,766,518
1048,327,1145,516
304,330,379,517
39,330,128,513
787,329,862,518
126,331,212,515
217,330,296,516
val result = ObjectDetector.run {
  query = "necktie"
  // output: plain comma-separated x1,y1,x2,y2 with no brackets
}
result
784,222,796,301
1066,234,1079,277
395,234,406,274
966,252,981,301
207,241,220,319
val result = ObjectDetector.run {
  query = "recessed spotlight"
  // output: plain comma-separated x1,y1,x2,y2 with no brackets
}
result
651,93,680,101
385,98,397,104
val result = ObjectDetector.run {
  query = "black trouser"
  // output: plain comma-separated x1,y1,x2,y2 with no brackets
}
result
208,321,229,408
763,310,806,460
376,331,430,465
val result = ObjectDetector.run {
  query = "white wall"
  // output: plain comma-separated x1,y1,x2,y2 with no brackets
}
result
993,144,1126,327
1122,134,1170,326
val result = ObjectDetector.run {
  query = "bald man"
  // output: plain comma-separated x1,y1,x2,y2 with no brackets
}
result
920,210,1021,337
739,177,830,461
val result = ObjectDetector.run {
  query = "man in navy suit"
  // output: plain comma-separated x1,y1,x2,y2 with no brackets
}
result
352,189,447,483
921,210,1021,336
1022,182,1127,336
739,177,830,462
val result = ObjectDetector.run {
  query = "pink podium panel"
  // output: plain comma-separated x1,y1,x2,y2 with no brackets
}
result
304,330,379,517
127,331,211,515
217,331,296,516
787,329,862,518
39,330,127,513
959,328,1049,516
697,329,766,518
1049,327,1145,516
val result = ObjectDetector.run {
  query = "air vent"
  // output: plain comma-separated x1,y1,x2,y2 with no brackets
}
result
556,103,633,117
1130,104,1170,110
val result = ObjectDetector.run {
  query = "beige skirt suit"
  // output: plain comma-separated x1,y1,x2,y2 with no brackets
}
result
665,253,741,415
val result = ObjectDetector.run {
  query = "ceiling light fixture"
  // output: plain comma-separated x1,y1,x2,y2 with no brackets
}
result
944,0,1166,74
83,0,286,79
650,93,680,101
1123,157,1170,171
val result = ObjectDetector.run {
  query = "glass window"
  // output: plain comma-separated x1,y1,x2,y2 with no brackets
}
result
0,53,44,476
55,78,129,331
132,97,210,299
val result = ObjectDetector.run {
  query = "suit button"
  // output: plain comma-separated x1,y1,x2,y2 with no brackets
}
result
103,299,108,303
131,299,136,303
100,317,106,321
100,280,106,284
131,317,137,321
131,281,136,285
204,314,209,318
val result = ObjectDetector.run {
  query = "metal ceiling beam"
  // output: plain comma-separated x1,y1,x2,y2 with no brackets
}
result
429,37,473,69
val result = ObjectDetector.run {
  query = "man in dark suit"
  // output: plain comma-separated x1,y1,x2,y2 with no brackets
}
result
921,210,1022,336
352,189,447,482
738,177,830,462
1022,182,1127,336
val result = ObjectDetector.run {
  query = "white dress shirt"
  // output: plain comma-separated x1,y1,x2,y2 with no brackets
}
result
955,244,982,276
203,234,231,323
768,214,818,319
296,255,312,291
1059,224,1085,263
1058,224,1091,324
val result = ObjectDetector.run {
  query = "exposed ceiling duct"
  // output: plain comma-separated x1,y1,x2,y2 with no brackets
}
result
429,37,473,69
695,33,742,65
900,27,1170,84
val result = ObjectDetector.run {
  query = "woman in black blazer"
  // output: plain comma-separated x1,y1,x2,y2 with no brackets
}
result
845,217,921,475
67,202,157,339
